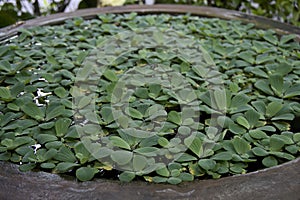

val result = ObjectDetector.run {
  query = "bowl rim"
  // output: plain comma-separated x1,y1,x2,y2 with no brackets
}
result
0,4,300,42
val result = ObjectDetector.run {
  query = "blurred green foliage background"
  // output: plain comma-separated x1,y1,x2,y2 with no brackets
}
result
0,0,299,28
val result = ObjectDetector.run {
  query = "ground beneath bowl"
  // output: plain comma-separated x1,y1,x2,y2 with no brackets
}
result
0,158,299,200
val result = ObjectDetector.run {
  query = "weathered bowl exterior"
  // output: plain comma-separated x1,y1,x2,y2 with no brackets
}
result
0,5,299,200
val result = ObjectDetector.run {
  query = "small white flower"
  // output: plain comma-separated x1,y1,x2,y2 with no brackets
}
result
31,144,41,154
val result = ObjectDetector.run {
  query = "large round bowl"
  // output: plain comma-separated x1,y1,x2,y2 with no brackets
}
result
0,5,299,200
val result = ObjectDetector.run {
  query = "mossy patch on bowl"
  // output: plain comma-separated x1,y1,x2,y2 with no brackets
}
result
0,13,299,184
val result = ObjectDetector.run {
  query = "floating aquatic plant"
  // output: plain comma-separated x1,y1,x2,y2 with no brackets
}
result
0,13,299,184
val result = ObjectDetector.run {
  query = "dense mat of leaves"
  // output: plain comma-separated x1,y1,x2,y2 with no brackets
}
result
0,13,299,184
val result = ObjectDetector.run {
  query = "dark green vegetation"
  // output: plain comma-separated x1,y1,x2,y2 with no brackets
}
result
0,13,300,184
156,0,300,26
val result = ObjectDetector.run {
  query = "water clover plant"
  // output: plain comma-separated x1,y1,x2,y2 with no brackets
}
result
0,13,300,184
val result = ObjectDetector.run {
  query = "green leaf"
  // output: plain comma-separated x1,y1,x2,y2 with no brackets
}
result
175,153,197,162
76,167,98,181
7,103,19,111
236,116,250,130
257,126,276,132
230,163,246,174
0,152,11,161
91,146,112,160
178,126,191,136
36,134,58,144
119,171,136,182
238,51,255,64
212,152,232,161
263,34,278,45
245,109,260,128
266,101,283,118
284,84,300,98
46,55,58,65
167,111,181,125
192,65,209,78
100,106,114,124
184,135,203,157
254,80,273,95
1,138,14,149
252,147,269,156
133,147,159,157
55,146,77,163
55,162,79,173
285,145,298,154
156,166,170,177
262,156,278,167
198,159,216,171
135,88,149,98
116,115,130,129
279,34,296,45
229,123,247,135
44,148,58,160
277,134,294,145
133,154,147,171
269,74,283,96
103,69,118,82
272,121,290,131
46,105,65,121
150,176,168,183
168,163,181,171
270,151,295,160
252,100,266,114
111,150,133,165
76,51,89,64
153,30,164,44
255,55,275,65
54,87,68,98
230,93,251,109
74,141,90,163
110,136,131,150
232,136,251,155
158,137,169,147
249,130,268,139
149,84,161,97
126,107,143,119
271,113,295,121
0,87,12,100
55,118,72,137
77,96,92,109
270,135,285,151
293,133,300,142
167,177,182,185
45,141,63,149
40,163,56,169
21,102,45,121
39,122,55,129
213,89,227,111
275,63,293,76
19,163,36,172
179,173,194,182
